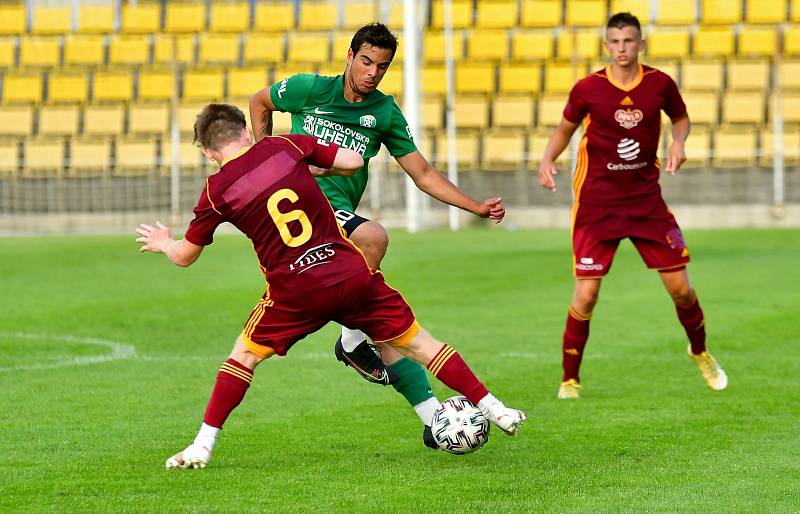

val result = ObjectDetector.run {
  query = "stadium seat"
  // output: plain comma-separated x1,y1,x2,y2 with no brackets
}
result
544,62,587,94
47,73,89,104
108,36,151,67
23,139,65,176
273,64,316,83
377,68,402,96
162,139,205,174
738,27,778,57
138,69,175,102
19,37,60,68
422,97,443,130
343,2,378,30
228,68,269,99
760,127,800,164
793,0,800,22
31,6,71,35
466,30,509,61
154,34,196,65
682,92,720,125
431,0,474,29
557,29,602,60
520,0,562,28
528,130,567,166
421,66,447,95
454,95,490,130
482,130,526,170
784,26,800,56
128,103,170,136
712,128,757,166
177,102,207,134
183,69,225,102
2,73,43,104
565,0,608,27
611,0,652,23
299,3,340,31
253,2,296,32
165,3,206,33
773,92,800,124
93,70,134,103
39,105,79,137
701,0,742,25
683,126,711,166
424,31,465,63
722,92,765,125
681,60,724,91
78,5,114,34
0,105,34,138
656,0,696,25
780,61,800,89
210,2,250,32
199,33,241,66
432,131,479,168
387,3,405,30
537,94,569,126
287,33,330,64
476,0,519,29
511,31,555,61
332,32,353,62
83,105,125,137
492,94,535,129
649,60,679,81
0,39,15,68
317,63,343,77
499,63,542,94
727,60,770,92
68,139,112,176
242,33,285,65
693,28,734,57
63,36,106,67
456,62,496,94
0,141,18,173
0,4,25,36
121,3,161,34
115,138,158,175
745,0,787,23
646,30,690,59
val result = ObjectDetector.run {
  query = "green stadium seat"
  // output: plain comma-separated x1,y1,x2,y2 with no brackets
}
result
228,68,269,100
68,139,112,176
537,94,569,126
611,0,652,23
657,0,696,25
253,2,296,32
154,34,196,65
646,30,690,59
745,0,786,23
722,91,765,125
138,69,175,102
727,60,770,92
78,5,114,34
210,2,250,33
431,0,474,29
31,6,71,35
520,0,562,28
23,139,65,176
199,33,241,66
738,27,778,57
682,91,720,125
47,73,89,104
512,31,555,61
693,28,734,58
557,29,602,60
482,130,526,170
681,59,724,91
19,37,61,68
343,2,378,30
128,103,170,136
499,63,542,95
183,69,225,102
39,105,80,137
109,36,151,67
713,128,757,166
0,140,18,173
2,73,43,104
0,105,34,138
454,95,490,130
424,31,465,63
83,105,125,137
0,4,25,36
493,94,535,129
243,33,285,65
93,70,134,103
0,40,16,68
121,4,161,34
456,62,496,94
287,33,330,64
565,0,608,27
476,0,519,29
115,138,158,175
299,3,340,31
165,3,206,33
64,36,106,67
467,30,509,61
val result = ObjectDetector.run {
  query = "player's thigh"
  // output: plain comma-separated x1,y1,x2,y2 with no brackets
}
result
630,230,690,272
573,230,620,278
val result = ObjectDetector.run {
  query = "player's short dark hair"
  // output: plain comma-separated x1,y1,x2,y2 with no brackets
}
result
350,23,398,59
606,12,641,33
193,104,246,151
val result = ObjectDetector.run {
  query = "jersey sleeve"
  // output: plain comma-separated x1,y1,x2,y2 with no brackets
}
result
282,134,339,169
383,102,417,157
184,180,224,246
563,80,589,124
269,73,315,113
662,74,688,121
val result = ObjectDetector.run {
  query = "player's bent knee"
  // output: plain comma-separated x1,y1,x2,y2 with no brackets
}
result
232,335,272,369
351,221,389,262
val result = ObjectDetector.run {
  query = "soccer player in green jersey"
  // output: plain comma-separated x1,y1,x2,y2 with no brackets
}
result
250,23,505,450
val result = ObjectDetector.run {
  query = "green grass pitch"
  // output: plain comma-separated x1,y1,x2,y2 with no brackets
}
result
1,228,798,512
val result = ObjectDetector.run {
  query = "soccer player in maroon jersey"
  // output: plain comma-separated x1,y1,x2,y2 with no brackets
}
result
135,104,524,469
537,13,728,399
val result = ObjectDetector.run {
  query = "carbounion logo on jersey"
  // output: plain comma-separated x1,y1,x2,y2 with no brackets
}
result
359,115,376,128
617,138,640,161
614,108,643,129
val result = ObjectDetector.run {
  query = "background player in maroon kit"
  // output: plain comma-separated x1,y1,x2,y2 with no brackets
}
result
135,104,524,469
537,13,727,399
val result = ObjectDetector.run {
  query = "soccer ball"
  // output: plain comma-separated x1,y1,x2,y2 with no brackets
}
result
430,396,490,454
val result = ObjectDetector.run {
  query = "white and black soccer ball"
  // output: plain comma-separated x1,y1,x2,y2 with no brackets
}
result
431,396,490,454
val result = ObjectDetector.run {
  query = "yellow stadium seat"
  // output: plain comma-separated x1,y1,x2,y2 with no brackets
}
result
713,128,757,166
138,70,175,102
154,34,196,65
682,92,719,125
493,94,535,128
332,32,353,62
647,30,690,59
115,138,158,175
32,6,71,35
122,4,161,34
738,27,778,57
254,2,295,32
722,92,765,125
537,94,569,126
84,105,125,136
432,131,479,168
183,69,225,102
467,30,508,61
377,68,403,96
693,28,734,57
657,0,696,25
0,105,34,137
482,130,526,170
683,127,711,166
243,33,285,65
287,33,330,64
528,129,568,166
784,26,800,56
512,31,555,61
2,73,43,104
273,64,316,83
228,67,269,99
424,31,465,62
78,5,114,34
19,37,60,68
299,3,339,31
387,3,405,30
681,60,723,91
454,95,489,129
177,102,206,134
64,36,106,67
210,2,250,32
701,0,742,25
93,70,133,103
343,2,378,29
0,141,18,173
760,127,800,164
476,0,519,29
565,0,608,27
745,0,786,23
794,0,800,22
779,61,800,89
499,63,542,94
128,103,170,135
47,73,88,104
544,62,587,94
610,0,652,23
422,66,447,95
165,3,206,33
649,60,679,81
431,0,474,29
68,139,111,175
557,29,601,60
727,60,770,92
108,36,151,67
317,63,345,77
0,4,25,36
520,0,561,28
0,40,16,68
162,139,205,174
422,97,443,130
199,33,241,65
39,105,79,137
24,139,65,176
773,92,800,124
456,62,496,94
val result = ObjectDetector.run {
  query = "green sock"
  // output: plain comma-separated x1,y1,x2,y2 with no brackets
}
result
390,357,435,407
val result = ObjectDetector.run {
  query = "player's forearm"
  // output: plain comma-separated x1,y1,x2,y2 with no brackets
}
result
248,92,274,142
413,168,482,214
162,239,202,267
541,126,573,164
671,116,691,145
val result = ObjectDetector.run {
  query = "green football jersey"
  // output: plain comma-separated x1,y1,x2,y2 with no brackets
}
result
269,73,417,211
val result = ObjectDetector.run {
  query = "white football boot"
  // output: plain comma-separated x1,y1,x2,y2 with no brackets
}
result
165,443,211,470
477,395,526,435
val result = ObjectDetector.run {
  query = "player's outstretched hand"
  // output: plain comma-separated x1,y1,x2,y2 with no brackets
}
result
136,221,173,254
665,141,687,175
478,197,505,224
538,161,558,192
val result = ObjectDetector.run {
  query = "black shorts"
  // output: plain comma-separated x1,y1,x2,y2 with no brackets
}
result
333,209,370,236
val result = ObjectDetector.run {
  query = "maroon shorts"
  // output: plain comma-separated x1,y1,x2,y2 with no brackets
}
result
572,196,690,278
240,269,419,358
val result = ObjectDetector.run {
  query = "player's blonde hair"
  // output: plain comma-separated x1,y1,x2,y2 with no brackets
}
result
193,104,247,151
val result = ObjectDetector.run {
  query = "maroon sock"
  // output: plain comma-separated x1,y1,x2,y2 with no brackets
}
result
562,306,591,382
203,358,254,429
676,296,706,354
426,345,488,405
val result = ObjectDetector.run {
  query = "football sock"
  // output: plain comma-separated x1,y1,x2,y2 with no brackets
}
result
341,327,367,352
426,344,488,405
562,306,591,381
203,358,253,429
193,422,220,452
676,295,706,354
413,397,441,426
390,358,437,418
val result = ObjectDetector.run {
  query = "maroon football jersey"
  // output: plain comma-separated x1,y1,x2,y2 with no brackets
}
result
184,134,369,298
563,65,687,206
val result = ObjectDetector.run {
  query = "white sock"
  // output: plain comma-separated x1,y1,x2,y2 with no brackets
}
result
340,326,367,352
477,393,502,416
413,397,441,426
193,422,220,452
